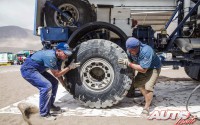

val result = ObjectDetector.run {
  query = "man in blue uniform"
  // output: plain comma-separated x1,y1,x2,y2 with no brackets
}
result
119,37,161,115
20,42,80,120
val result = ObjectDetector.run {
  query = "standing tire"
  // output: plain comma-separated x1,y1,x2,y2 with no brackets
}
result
184,65,200,81
64,39,132,108
44,0,96,27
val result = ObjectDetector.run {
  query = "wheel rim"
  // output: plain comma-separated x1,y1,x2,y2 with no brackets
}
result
54,4,79,26
80,58,114,92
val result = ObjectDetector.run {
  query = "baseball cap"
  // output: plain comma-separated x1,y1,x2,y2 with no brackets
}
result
56,42,72,56
126,37,140,49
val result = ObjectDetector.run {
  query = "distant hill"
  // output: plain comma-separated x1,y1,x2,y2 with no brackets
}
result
0,26,42,53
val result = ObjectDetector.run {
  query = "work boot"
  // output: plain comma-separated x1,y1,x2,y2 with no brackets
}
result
50,105,65,114
50,105,61,112
41,113,56,121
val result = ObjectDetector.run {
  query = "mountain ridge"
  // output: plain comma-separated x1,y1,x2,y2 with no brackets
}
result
0,26,42,53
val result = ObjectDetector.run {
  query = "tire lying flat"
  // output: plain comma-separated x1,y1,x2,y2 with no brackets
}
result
64,39,132,108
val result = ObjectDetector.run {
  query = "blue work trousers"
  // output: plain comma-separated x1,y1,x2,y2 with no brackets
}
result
21,59,58,116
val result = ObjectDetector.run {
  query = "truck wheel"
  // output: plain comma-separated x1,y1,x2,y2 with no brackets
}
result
64,39,132,108
184,65,200,81
44,0,96,27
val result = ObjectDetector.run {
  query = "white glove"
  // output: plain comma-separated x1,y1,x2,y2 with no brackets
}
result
68,60,80,70
118,58,131,66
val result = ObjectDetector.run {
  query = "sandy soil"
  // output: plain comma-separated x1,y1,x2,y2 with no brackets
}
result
0,114,178,125
0,66,37,108
0,65,199,125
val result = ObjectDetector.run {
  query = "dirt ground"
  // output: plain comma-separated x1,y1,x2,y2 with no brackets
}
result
0,65,199,125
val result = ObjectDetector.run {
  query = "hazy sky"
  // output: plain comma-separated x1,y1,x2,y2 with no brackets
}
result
0,0,35,30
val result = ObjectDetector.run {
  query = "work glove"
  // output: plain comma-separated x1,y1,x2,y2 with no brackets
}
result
118,58,131,66
68,60,80,70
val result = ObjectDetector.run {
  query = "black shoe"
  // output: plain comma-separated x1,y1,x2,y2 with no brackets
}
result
50,105,61,112
41,113,56,120
50,105,65,114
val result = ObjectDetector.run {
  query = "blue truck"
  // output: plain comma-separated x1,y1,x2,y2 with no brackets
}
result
34,0,200,108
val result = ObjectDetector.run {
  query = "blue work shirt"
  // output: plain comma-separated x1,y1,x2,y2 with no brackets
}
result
31,50,62,71
127,43,161,69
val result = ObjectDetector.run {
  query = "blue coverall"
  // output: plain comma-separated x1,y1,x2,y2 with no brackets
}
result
20,50,62,116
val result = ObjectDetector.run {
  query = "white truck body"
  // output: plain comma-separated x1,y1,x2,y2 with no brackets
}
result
0,52,15,65
0,53,9,63
34,0,177,35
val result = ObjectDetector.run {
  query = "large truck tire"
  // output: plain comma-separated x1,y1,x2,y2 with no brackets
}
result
64,39,132,108
44,0,96,27
184,65,200,81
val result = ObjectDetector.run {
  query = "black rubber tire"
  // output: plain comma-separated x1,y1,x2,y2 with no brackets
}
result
44,0,96,27
67,21,128,50
184,65,200,81
64,39,132,108
81,0,97,21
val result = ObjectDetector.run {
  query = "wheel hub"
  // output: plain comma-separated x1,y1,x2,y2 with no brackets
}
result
54,4,79,26
80,58,114,92
89,67,105,81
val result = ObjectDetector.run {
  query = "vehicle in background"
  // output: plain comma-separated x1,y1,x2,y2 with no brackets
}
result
16,50,36,65
0,52,16,66
16,53,26,65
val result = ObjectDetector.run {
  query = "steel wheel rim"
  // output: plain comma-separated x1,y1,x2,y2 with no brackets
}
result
80,58,114,92
54,3,79,26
